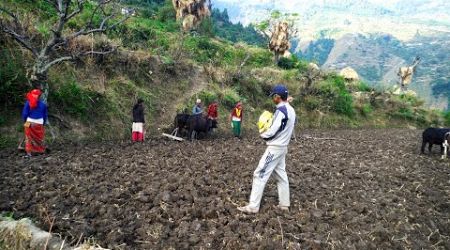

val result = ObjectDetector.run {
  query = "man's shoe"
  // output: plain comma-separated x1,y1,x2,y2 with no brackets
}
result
276,205,290,211
237,205,259,214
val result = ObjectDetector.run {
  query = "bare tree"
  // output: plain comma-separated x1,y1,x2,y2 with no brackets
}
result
172,0,211,32
397,56,420,91
0,0,131,102
254,10,299,63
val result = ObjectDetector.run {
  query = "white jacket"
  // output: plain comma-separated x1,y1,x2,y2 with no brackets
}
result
260,102,296,147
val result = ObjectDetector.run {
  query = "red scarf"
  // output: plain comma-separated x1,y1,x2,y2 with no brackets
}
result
26,89,42,110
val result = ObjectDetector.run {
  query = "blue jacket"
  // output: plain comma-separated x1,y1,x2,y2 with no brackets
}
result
22,100,48,124
192,105,203,115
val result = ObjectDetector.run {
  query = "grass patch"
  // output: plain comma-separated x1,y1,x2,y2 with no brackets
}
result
357,82,372,92
444,111,450,126
360,104,373,117
50,81,104,120
316,75,354,117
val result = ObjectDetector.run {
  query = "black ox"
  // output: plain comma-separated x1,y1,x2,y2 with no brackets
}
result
421,127,450,154
173,114,215,140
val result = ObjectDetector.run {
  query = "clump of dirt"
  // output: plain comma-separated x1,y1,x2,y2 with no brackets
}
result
0,129,449,249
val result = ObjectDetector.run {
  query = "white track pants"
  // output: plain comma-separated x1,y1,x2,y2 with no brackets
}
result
248,146,290,210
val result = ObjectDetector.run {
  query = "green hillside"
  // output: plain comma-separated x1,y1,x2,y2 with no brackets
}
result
0,0,449,148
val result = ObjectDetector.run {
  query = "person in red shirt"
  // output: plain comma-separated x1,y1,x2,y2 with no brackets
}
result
207,101,218,132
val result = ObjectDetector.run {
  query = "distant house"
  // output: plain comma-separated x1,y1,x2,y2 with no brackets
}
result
121,7,136,16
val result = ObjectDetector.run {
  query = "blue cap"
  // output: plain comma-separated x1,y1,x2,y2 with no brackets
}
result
270,85,288,99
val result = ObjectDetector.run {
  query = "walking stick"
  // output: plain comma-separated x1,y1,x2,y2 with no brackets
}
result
18,137,25,151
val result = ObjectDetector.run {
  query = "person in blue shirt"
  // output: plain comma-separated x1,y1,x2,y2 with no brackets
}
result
192,99,203,115
22,89,48,157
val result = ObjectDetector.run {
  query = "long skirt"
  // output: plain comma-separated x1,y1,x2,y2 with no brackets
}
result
132,122,145,142
24,123,46,154
232,120,241,137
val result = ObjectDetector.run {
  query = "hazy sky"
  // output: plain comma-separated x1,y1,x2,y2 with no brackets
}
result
214,0,404,14
217,0,401,5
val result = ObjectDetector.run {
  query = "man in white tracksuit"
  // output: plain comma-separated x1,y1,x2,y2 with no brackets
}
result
238,85,296,213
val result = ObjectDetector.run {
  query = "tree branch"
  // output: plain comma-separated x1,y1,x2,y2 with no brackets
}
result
0,7,38,55
1,25,38,55
41,46,116,72
87,0,113,28
68,13,129,39
66,0,85,21
41,56,73,73
80,47,116,56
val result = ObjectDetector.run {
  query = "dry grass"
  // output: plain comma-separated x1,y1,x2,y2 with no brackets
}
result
0,216,109,250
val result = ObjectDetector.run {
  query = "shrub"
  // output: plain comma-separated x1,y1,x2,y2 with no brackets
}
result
51,82,102,119
316,76,354,117
302,96,321,111
398,94,424,107
221,88,241,109
282,70,298,81
357,82,372,92
392,107,415,120
0,47,28,108
184,36,221,63
157,0,177,22
277,57,296,69
198,17,215,37
444,111,450,126
277,55,309,73
196,90,218,105
360,104,372,117
248,49,273,68
333,92,354,117
331,75,346,90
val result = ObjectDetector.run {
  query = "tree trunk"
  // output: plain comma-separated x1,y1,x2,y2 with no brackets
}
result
31,57,50,104
274,53,280,65
30,66,56,139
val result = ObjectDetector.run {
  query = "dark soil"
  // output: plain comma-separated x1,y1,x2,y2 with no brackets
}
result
1,129,449,249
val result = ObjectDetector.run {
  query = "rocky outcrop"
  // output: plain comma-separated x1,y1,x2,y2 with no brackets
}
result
339,66,359,82
172,0,211,31
308,62,320,72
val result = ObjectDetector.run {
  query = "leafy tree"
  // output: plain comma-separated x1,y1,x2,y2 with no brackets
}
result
210,8,266,47
0,0,130,102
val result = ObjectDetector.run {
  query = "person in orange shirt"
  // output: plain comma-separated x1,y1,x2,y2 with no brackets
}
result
229,101,243,138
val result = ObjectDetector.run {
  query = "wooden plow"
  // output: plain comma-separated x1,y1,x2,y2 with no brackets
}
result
162,128,184,141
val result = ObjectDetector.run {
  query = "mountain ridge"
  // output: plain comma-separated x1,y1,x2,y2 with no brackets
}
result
214,0,450,110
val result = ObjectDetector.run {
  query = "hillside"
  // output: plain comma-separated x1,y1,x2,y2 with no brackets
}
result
315,33,450,110
214,0,450,110
0,0,449,148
